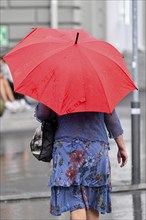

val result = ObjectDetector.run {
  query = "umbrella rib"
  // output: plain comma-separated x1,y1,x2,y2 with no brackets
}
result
77,47,112,112
15,45,74,90
79,44,135,85
79,44,123,69
5,41,70,58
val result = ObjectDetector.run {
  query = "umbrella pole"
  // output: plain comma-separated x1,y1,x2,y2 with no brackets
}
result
131,0,141,185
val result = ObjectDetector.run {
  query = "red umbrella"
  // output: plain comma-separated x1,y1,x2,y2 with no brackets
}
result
4,28,137,115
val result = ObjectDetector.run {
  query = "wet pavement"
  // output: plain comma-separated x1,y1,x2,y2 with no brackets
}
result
0,91,146,220
0,190,146,220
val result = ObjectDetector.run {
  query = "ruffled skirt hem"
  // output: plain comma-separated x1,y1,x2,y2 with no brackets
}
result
50,185,112,216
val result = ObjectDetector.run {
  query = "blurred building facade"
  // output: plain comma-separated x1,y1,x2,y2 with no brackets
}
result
1,0,145,51
0,0,145,88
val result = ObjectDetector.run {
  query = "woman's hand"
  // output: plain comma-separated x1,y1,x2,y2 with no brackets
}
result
117,148,128,167
114,134,128,167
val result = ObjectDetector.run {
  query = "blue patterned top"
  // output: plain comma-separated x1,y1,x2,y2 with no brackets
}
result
35,103,123,145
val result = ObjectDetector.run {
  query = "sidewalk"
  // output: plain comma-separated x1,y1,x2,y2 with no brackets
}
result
0,49,145,219
0,190,145,220
0,91,146,220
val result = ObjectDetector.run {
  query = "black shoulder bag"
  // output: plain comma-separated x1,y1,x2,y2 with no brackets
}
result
30,111,58,162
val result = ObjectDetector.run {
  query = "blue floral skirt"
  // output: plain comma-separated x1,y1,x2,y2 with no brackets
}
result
49,138,112,216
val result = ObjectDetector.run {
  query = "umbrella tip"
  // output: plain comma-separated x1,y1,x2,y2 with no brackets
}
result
75,32,79,44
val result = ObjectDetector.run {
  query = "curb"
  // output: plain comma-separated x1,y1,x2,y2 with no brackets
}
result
111,183,146,193
0,183,146,202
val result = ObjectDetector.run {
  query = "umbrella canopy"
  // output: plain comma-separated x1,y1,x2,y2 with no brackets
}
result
4,28,137,115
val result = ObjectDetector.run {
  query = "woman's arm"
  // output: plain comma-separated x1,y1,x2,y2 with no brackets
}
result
104,110,128,167
104,109,123,139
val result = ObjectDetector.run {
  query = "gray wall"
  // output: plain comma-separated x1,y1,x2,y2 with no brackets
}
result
81,0,106,40
0,0,82,55
1,0,51,50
